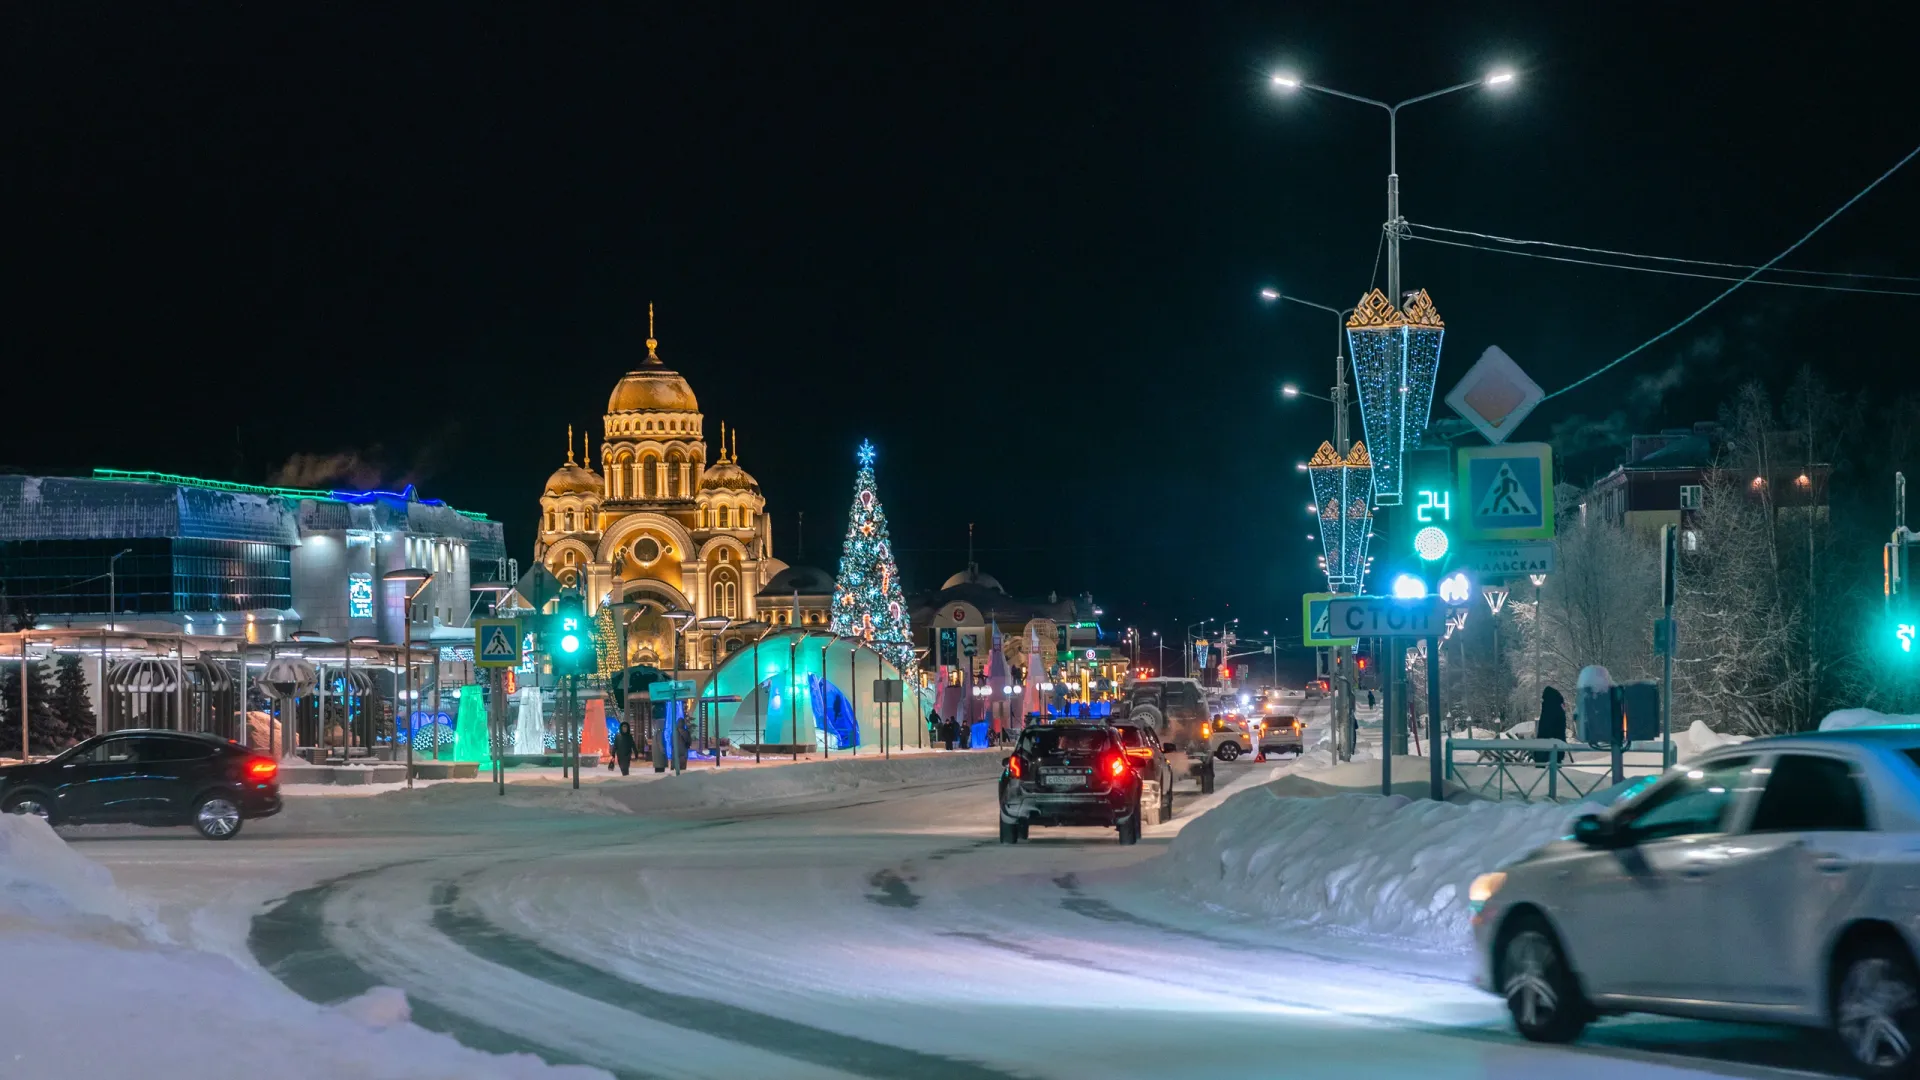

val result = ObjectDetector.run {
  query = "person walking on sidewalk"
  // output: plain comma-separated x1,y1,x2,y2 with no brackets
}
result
614,721,637,776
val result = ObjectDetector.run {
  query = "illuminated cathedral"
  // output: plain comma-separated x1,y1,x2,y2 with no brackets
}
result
534,307,817,669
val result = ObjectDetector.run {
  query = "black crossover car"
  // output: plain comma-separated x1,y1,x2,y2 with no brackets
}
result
999,723,1144,845
0,729,283,839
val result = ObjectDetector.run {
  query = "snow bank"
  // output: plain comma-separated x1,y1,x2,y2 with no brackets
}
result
401,748,1005,817
1821,708,1920,732
1153,784,1566,950
0,815,608,1079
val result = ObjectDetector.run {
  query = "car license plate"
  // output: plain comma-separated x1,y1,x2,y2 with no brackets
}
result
1042,771,1087,789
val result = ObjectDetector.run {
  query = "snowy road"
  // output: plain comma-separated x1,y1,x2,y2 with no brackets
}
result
74,759,1842,1080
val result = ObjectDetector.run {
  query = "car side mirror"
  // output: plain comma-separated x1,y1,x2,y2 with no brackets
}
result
1001,756,1011,768
1572,813,1616,848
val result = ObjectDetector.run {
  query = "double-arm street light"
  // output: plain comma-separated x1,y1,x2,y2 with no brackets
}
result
1268,68,1515,307
1262,289,1358,458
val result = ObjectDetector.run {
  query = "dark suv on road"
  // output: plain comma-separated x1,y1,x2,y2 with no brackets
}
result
1108,722,1175,824
0,729,283,839
999,723,1144,845
1116,678,1216,794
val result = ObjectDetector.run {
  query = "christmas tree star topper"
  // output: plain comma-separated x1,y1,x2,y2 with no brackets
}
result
857,440,876,466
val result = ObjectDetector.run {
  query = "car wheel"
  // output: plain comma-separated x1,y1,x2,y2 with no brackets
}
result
1016,821,1029,841
1215,742,1242,762
1118,799,1141,845
193,794,244,840
3,792,54,825
1833,939,1920,1077
999,819,1018,844
1160,788,1174,823
1500,916,1588,1044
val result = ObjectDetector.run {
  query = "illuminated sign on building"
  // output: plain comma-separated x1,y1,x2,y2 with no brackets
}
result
348,573,373,619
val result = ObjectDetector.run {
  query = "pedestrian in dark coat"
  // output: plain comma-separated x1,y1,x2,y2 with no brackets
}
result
943,718,958,751
614,721,637,776
1534,686,1568,764
927,708,941,746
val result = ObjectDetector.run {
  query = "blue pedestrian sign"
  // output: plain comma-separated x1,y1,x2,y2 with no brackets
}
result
474,618,522,668
1302,592,1359,648
1457,443,1555,541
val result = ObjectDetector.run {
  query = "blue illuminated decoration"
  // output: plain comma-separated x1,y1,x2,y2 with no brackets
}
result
329,484,447,508
347,573,374,619
856,440,877,467
1306,441,1374,591
1344,289,1446,505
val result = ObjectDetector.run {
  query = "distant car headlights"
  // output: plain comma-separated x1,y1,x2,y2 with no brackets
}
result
1468,871,1507,913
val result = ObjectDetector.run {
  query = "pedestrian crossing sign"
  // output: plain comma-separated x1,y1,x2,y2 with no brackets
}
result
1302,592,1358,648
475,618,522,668
1457,443,1554,541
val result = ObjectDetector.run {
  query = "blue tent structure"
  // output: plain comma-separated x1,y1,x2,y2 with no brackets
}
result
695,628,931,750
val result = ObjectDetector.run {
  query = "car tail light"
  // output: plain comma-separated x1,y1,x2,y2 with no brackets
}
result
246,757,278,781
1125,747,1154,760
1107,755,1127,780
1008,755,1024,779
1200,722,1210,738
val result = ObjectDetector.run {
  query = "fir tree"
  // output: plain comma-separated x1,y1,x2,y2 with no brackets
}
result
830,441,915,674
0,659,61,755
50,652,96,745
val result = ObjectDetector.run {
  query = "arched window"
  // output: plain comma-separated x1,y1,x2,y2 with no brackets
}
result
666,450,686,498
564,509,576,532
711,570,738,619
640,454,660,499
545,510,555,532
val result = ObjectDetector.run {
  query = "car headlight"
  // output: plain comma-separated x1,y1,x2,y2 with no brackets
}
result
1468,872,1507,911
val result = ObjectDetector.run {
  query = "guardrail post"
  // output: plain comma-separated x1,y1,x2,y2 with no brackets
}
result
1547,744,1559,802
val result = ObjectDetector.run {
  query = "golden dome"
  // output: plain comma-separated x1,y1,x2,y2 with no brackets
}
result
544,463,603,498
608,303,698,414
608,367,698,414
698,460,759,493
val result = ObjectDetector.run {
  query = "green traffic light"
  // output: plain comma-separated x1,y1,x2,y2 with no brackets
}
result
561,633,581,653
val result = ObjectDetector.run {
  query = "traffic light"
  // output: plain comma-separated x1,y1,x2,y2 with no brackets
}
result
549,592,598,677
1405,446,1454,564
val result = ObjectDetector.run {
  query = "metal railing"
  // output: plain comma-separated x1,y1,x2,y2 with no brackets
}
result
1444,738,1673,803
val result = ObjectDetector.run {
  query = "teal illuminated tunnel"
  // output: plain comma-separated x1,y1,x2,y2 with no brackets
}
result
695,628,931,750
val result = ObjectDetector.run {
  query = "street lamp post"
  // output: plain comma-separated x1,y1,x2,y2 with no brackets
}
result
1268,69,1514,307
383,568,435,789
1270,69,1514,763
659,608,694,772
469,581,515,792
695,614,733,766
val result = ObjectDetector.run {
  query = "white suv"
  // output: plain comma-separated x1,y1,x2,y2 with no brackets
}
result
1471,728,1920,1077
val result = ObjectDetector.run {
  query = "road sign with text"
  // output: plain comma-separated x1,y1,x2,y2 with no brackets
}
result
1327,596,1449,638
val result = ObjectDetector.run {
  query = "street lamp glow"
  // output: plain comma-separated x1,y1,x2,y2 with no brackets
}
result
1270,73,1301,89
1306,503,1317,513
1391,574,1429,599
1260,287,1281,301
1281,384,1299,397
1295,462,1308,472
1486,70,1516,87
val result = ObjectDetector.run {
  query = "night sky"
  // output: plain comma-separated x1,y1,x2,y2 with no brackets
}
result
5,4,1917,661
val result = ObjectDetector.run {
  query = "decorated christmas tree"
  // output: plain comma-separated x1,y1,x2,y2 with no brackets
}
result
831,441,915,674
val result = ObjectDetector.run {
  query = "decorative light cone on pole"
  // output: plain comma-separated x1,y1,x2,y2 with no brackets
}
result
1307,440,1375,591
1344,289,1445,505
830,441,916,676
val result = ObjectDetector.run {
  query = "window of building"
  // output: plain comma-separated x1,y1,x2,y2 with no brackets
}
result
1680,484,1703,510
715,547,730,562
712,573,737,618
1683,529,1699,552
564,509,576,532
545,510,555,532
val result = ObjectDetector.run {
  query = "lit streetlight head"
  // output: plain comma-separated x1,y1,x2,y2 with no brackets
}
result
1270,73,1301,89
1259,287,1281,301
1486,69,1516,87
1281,383,1299,397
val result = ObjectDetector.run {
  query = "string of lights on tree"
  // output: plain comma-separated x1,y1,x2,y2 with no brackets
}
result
830,441,917,676
1344,288,1445,504
1307,440,1375,590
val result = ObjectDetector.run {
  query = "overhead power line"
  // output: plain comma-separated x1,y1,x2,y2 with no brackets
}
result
1411,222,1920,283
1539,139,1920,403
1405,232,1920,297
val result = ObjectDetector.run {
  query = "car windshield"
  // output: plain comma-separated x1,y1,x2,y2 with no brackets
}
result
1022,728,1112,755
